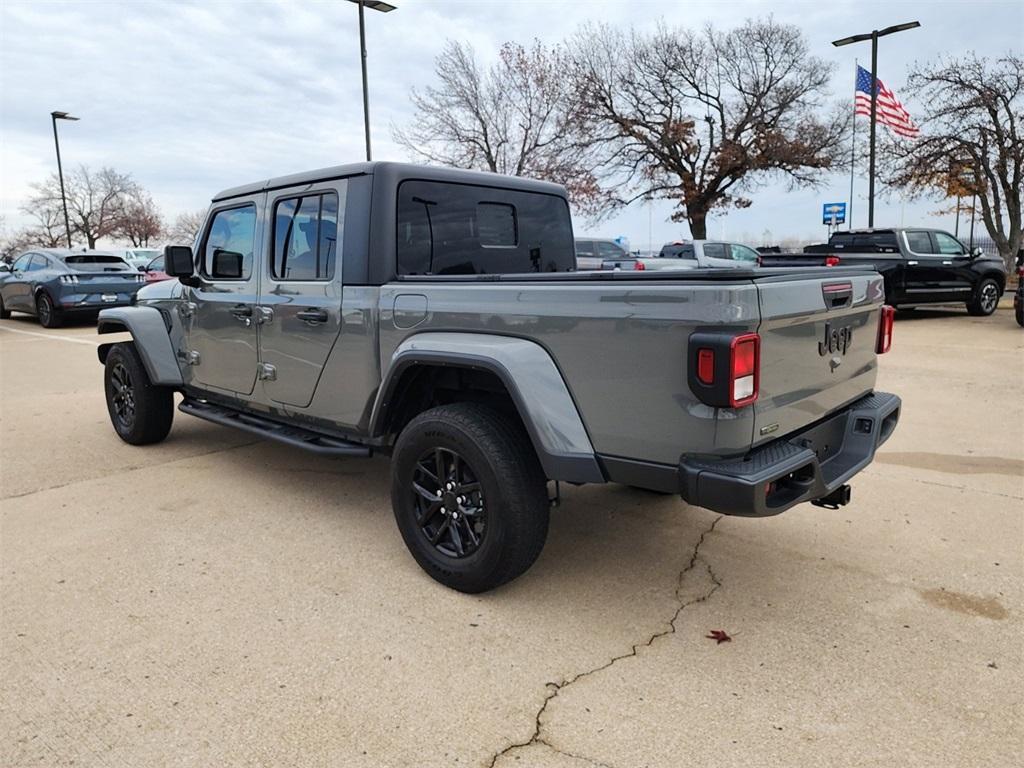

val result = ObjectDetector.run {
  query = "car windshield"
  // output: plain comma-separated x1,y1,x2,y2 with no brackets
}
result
132,250,160,260
62,255,132,271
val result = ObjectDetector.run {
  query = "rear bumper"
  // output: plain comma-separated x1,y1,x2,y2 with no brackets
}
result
679,391,901,517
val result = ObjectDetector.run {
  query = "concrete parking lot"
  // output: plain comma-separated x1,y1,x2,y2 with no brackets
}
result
1,308,1021,768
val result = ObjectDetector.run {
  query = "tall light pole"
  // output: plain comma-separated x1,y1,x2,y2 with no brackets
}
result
346,0,396,162
51,110,79,247
832,21,920,228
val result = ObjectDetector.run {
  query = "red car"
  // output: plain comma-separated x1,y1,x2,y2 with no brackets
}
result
143,254,171,283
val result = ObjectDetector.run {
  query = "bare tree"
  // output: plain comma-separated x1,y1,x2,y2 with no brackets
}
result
26,165,137,248
886,53,1022,265
393,40,603,213
167,210,206,245
568,19,850,237
118,191,164,246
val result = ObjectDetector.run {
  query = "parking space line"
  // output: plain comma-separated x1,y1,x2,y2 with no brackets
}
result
0,325,100,346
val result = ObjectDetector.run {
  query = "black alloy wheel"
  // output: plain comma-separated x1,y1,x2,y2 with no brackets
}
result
412,447,486,559
109,361,137,431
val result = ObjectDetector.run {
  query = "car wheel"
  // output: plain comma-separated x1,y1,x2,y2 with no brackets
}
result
1016,300,1024,328
36,292,62,328
390,402,549,593
0,294,10,320
104,342,174,445
967,278,1001,316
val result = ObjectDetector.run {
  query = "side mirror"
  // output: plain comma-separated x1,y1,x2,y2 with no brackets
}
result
164,244,200,286
211,249,243,279
0,263,10,273
971,246,984,258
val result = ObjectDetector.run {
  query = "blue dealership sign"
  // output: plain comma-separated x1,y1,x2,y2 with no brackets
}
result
822,202,846,225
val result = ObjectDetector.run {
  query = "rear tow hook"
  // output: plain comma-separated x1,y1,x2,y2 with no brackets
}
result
811,484,852,510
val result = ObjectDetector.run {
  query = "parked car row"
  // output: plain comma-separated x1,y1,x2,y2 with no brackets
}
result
0,249,171,327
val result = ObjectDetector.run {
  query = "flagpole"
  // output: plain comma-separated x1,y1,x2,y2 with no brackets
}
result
849,59,857,230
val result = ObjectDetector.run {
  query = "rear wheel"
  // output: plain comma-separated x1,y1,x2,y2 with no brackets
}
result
967,278,1001,316
1016,299,1024,328
36,292,62,328
390,402,549,593
104,343,174,445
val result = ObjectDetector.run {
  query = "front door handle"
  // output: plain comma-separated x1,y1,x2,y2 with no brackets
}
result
296,308,328,324
906,260,918,266
942,260,952,265
230,305,253,326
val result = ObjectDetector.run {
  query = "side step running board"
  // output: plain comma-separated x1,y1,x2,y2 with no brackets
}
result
179,399,372,457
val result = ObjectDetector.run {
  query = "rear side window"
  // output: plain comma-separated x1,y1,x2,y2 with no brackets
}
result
272,191,341,281
396,181,574,275
596,241,625,258
702,243,728,259
202,204,257,279
575,240,595,257
905,231,933,253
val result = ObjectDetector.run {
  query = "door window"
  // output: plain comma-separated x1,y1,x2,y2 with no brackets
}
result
11,254,32,271
26,255,49,271
933,232,966,255
730,244,760,263
272,191,340,281
201,205,257,279
575,240,595,258
702,243,728,259
904,231,934,254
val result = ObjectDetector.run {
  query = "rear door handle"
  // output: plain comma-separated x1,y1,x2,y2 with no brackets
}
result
942,260,953,265
296,308,328,323
906,260,918,266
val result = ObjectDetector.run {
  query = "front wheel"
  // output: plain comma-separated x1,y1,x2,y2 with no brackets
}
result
104,343,174,445
1016,298,1024,327
967,278,1001,316
0,294,10,319
390,403,549,593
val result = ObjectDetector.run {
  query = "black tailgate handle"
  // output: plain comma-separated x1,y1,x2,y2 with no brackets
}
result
822,281,853,309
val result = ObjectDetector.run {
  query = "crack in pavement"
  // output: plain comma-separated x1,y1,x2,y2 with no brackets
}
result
487,515,724,768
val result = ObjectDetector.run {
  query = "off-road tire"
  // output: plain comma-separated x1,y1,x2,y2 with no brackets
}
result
0,295,10,319
36,292,62,328
104,342,174,445
390,402,549,593
966,278,1001,317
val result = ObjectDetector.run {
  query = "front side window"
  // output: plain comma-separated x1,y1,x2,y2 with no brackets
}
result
272,191,340,280
905,231,934,254
202,205,257,279
934,232,966,255
11,254,32,271
731,244,760,263
396,180,574,275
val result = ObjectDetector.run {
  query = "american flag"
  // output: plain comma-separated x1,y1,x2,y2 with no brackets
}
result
855,65,919,139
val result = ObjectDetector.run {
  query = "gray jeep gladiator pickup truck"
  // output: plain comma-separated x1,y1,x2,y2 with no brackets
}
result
97,162,900,592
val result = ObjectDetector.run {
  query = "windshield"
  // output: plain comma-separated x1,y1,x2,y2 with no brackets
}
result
63,255,132,271
131,250,160,260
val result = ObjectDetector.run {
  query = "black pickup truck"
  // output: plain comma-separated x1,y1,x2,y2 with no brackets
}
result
760,228,1007,316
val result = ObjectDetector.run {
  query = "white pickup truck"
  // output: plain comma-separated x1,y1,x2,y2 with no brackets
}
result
603,240,762,271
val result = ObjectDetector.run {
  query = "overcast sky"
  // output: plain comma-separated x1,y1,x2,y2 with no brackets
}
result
1,0,1021,249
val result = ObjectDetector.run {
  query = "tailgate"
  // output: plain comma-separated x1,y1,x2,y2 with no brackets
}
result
753,272,885,447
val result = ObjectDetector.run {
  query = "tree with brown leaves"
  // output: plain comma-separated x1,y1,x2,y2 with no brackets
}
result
118,190,164,247
568,19,850,237
26,165,139,248
886,53,1022,265
393,40,603,215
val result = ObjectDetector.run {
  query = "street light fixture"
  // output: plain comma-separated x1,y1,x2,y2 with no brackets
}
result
833,21,920,228
346,0,396,162
50,110,79,248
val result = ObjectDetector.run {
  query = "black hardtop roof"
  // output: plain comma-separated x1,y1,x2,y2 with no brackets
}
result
833,227,948,235
212,161,568,202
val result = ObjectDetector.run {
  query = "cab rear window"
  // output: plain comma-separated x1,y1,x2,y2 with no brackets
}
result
396,181,574,275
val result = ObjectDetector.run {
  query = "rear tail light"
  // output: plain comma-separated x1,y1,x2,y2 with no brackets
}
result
59,275,79,284
729,333,760,407
876,305,895,354
689,332,760,408
825,256,841,267
633,260,645,271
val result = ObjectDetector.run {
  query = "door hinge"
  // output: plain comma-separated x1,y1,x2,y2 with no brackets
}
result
185,350,201,365
180,302,197,318
257,363,277,381
255,306,274,325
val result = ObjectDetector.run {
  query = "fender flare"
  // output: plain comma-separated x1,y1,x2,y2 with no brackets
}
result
96,306,183,386
372,333,604,485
